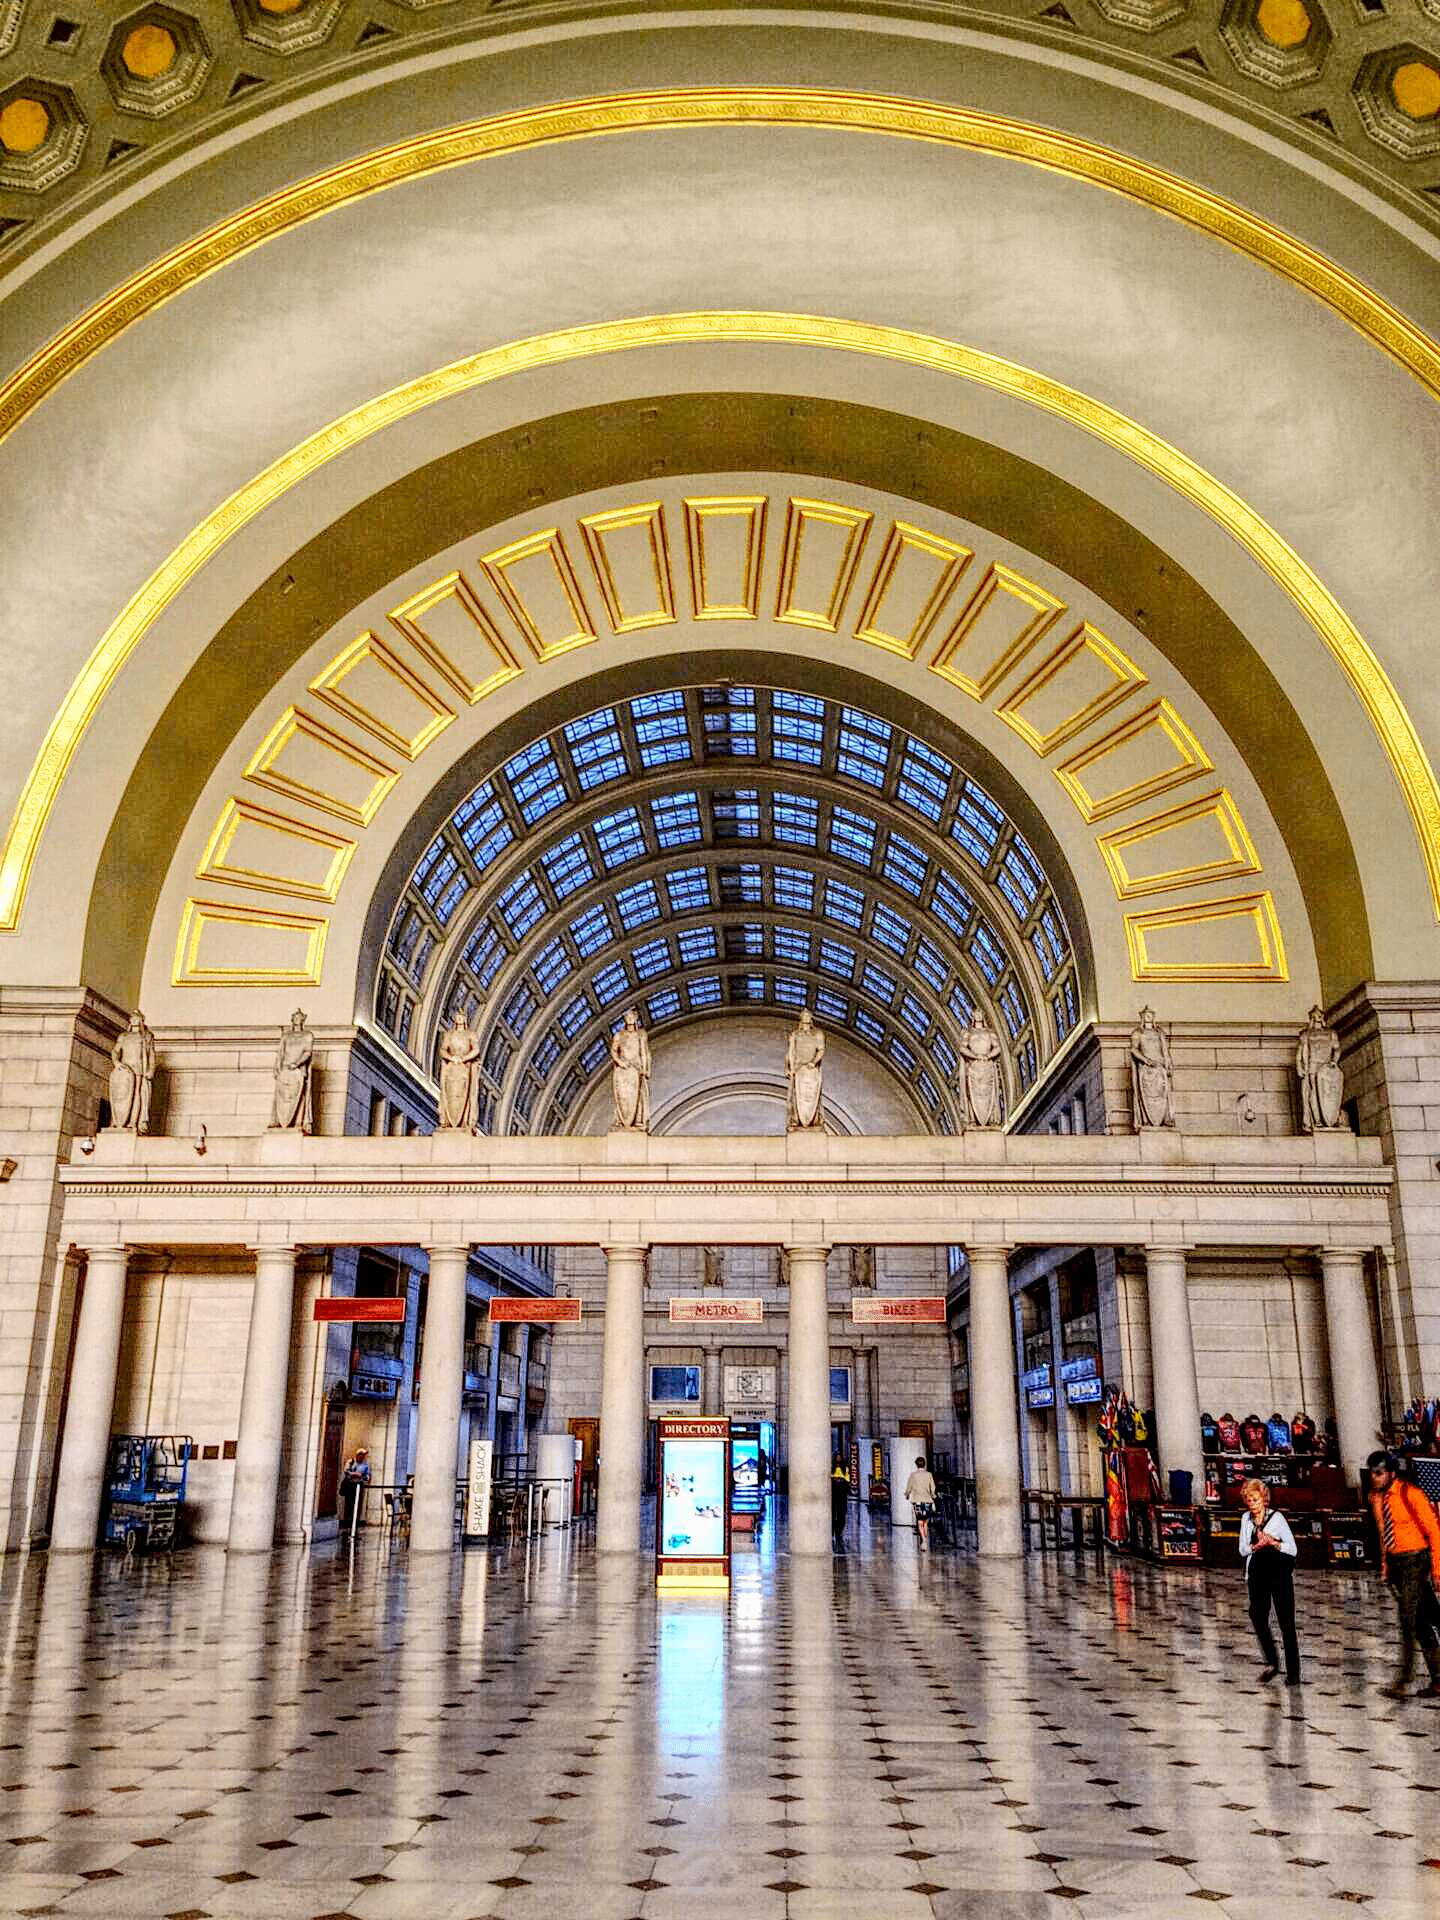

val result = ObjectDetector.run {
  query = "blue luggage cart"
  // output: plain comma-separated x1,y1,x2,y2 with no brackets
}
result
102,1434,193,1552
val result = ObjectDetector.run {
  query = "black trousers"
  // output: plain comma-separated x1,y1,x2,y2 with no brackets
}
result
1247,1558,1300,1679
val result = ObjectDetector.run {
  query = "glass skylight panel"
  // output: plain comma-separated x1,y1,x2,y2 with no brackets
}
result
1019,1036,1038,1089
433,870,469,926
463,919,504,989
541,832,593,899
881,831,927,898
497,871,545,940
822,877,864,929
701,685,757,756
484,1030,512,1080
596,805,648,868
397,1002,413,1048
503,982,537,1037
554,1069,580,1114
836,708,891,788
854,1007,884,1044
829,805,876,867
1054,977,1077,1039
389,906,423,966
632,938,671,980
579,1035,608,1073
898,992,929,1037
861,960,897,1005
948,982,976,1023
716,863,763,905
677,926,717,965
870,902,912,956
592,959,629,1005
772,791,819,846
818,937,855,979
913,937,948,992
771,690,825,764
888,1035,916,1071
918,1068,940,1111
409,931,434,987
564,708,628,789
513,1077,537,1123
711,790,760,839
569,903,612,958
930,870,975,936
773,926,810,964
646,987,681,1021
453,783,513,868
687,975,722,1007
815,987,847,1022
773,865,814,911
931,1031,957,1077
998,843,1040,921
558,993,592,1039
651,791,702,848
505,741,568,824
416,835,454,900
724,924,764,957
444,977,479,1026
632,690,692,767
997,978,1026,1037
1029,924,1059,982
773,975,807,1006
968,919,1006,984
616,878,661,930
533,937,572,994
730,973,767,1002
952,779,1004,861
897,738,952,822
533,1032,561,1077
665,866,710,913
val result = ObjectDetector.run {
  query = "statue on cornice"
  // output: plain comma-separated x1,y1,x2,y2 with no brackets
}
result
1296,1005,1345,1132
785,1008,825,1131
436,1009,481,1132
106,1011,154,1134
610,1008,652,1132
1129,1006,1175,1131
269,1009,315,1133
958,1009,1003,1128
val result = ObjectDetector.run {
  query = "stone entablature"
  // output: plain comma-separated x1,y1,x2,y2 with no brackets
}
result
59,1127,1392,1253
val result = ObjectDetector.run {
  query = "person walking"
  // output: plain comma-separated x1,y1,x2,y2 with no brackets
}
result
904,1455,937,1549
831,1458,851,1549
340,1447,370,1535
1366,1450,1440,1699
1238,1477,1301,1685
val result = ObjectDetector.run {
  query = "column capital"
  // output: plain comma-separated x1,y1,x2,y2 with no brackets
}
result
247,1237,297,1258
780,1241,832,1257
962,1242,1013,1261
423,1243,472,1259
600,1242,648,1257
1143,1237,1193,1256
73,1241,127,1260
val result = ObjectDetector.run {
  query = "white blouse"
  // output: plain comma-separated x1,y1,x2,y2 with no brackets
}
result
1238,1506,1297,1577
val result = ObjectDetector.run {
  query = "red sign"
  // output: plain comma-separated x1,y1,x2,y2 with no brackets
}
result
657,1417,730,1439
850,1296,947,1323
668,1298,764,1323
314,1298,406,1323
488,1297,582,1323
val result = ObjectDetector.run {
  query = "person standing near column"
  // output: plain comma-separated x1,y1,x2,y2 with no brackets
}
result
1366,1450,1440,1699
905,1454,937,1549
1238,1477,1302,1685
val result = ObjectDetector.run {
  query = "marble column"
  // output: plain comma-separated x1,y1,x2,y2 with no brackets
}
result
967,1243,1022,1557
1145,1244,1204,1496
50,1246,129,1552
411,1245,470,1552
1320,1247,1384,1482
786,1243,832,1556
597,1245,647,1553
229,1245,299,1552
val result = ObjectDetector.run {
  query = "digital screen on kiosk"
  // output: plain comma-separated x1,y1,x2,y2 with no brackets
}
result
660,1438,727,1558
731,1437,761,1492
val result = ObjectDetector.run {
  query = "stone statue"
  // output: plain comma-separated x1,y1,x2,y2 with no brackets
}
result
269,1008,315,1133
609,1008,651,1132
785,1008,825,1131
1296,1005,1345,1131
958,1008,1003,1128
436,1009,481,1131
106,1011,154,1134
1129,1005,1175,1130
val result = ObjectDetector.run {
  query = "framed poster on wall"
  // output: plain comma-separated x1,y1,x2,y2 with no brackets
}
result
655,1416,731,1590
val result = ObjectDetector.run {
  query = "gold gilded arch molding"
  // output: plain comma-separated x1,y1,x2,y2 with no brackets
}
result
1,311,1437,940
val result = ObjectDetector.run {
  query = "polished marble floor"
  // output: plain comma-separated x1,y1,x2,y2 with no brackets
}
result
1,1504,1437,1920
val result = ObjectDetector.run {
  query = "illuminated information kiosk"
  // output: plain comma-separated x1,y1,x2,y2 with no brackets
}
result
655,1415,731,1591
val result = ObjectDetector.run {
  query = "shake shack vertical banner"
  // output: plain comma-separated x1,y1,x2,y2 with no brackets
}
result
850,1297,946,1323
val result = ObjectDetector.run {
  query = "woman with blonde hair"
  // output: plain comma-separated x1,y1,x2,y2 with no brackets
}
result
1238,1476,1301,1685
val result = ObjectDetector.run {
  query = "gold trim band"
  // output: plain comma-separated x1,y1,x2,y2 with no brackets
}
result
2,311,1435,934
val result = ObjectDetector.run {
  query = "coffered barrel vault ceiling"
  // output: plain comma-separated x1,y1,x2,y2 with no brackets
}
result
1,0,1439,250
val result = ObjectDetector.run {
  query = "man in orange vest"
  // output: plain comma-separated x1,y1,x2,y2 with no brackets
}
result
1366,1450,1440,1699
